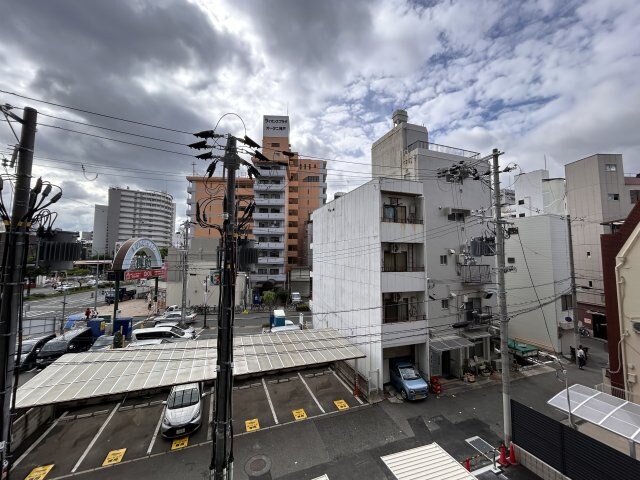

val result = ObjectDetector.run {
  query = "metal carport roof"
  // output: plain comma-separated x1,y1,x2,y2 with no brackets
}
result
548,384,640,443
16,328,365,409
429,335,475,353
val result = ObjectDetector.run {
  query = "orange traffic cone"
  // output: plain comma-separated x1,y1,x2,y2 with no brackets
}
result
498,443,509,467
464,458,470,471
508,442,518,465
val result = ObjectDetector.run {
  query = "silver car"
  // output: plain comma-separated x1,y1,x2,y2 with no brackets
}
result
161,383,204,438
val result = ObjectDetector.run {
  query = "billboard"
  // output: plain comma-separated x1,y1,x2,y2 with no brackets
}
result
263,115,289,138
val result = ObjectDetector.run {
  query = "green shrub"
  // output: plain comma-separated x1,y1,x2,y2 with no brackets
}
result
296,303,310,312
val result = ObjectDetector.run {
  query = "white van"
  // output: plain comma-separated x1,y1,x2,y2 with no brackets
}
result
131,326,195,342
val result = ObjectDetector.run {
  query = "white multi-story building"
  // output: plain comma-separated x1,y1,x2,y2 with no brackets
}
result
503,170,574,355
312,111,495,391
92,187,175,256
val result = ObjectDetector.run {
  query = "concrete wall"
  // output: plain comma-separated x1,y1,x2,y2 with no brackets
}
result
615,221,640,395
505,215,572,354
514,169,549,217
312,180,383,380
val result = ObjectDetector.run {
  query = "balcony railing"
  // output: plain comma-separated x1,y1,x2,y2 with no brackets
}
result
460,264,492,284
381,216,423,225
381,265,425,272
253,212,285,220
254,183,285,192
408,140,480,159
257,257,285,264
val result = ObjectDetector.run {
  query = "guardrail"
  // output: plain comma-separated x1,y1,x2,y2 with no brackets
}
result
595,382,639,403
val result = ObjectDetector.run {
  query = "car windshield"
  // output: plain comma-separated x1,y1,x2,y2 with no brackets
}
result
18,343,35,353
167,387,199,409
40,341,66,353
399,366,420,380
170,327,184,336
94,337,112,346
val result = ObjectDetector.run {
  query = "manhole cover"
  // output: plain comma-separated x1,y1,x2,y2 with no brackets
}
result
244,454,272,478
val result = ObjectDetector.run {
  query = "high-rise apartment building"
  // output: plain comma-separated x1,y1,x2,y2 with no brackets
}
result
92,187,176,256
186,116,327,292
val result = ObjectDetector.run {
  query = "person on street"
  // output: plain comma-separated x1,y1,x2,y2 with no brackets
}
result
577,345,586,369
85,307,91,321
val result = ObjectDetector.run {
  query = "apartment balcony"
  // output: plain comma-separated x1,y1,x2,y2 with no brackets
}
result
253,227,284,235
381,267,426,293
253,212,285,220
255,198,285,206
381,320,428,348
255,242,284,249
257,256,285,264
256,168,286,177
380,220,424,244
250,273,286,283
187,185,195,194
254,183,285,192
460,264,492,284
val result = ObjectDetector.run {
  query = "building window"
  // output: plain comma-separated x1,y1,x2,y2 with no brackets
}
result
608,193,619,201
605,164,617,172
447,212,466,222
518,213,525,218
630,190,640,204
270,142,280,147
587,251,591,258
441,299,449,309
561,294,573,311
269,268,279,275
258,268,267,275
518,199,525,205
440,255,448,265
507,257,516,264
589,280,593,287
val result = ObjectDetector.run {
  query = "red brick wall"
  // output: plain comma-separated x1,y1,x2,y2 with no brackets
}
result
601,202,640,388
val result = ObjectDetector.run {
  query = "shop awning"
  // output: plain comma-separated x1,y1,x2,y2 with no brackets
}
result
429,335,474,353
463,330,490,341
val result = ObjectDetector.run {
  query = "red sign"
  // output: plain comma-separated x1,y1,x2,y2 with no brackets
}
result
125,268,165,280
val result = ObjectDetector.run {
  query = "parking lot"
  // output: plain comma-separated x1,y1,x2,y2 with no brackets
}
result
12,366,364,480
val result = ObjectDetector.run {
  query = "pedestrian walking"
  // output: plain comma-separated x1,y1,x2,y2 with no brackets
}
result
577,345,586,369
85,307,91,321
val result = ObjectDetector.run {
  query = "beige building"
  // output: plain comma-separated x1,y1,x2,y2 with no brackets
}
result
614,221,640,397
565,154,633,339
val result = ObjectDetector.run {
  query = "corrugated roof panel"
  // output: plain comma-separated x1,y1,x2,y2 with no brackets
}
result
16,328,364,409
381,443,476,480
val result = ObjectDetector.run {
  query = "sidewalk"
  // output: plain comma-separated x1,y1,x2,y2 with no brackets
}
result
95,298,156,319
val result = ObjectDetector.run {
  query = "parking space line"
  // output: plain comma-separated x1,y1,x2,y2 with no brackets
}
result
332,370,364,405
71,402,120,473
11,410,68,470
298,372,325,413
207,385,214,440
262,378,279,424
147,406,165,455
24,463,54,480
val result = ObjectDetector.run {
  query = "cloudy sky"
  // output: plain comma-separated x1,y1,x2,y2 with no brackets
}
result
1,0,639,233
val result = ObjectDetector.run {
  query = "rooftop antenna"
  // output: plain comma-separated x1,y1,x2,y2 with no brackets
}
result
544,154,547,171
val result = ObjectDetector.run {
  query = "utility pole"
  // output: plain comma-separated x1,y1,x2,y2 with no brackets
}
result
211,135,239,479
0,106,37,476
491,147,511,447
181,223,189,323
566,214,579,366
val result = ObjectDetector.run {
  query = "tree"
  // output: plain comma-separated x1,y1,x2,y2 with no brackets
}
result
159,247,168,259
262,290,276,309
274,287,288,306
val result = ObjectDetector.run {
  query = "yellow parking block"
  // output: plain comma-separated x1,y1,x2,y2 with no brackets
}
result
245,418,260,432
24,464,54,480
334,399,349,411
171,436,189,450
102,448,127,466
292,408,307,421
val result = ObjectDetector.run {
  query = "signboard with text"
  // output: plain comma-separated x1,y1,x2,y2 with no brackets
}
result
125,268,165,281
263,115,289,138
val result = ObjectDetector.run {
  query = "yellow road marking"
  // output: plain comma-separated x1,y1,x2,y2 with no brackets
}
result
292,408,307,421
245,418,260,432
102,448,126,466
171,437,189,450
334,399,349,410
24,464,54,480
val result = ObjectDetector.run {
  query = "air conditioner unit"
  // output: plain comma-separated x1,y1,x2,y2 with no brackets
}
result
409,205,416,214
458,254,467,265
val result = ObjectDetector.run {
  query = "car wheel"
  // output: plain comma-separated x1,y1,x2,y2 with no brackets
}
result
401,389,408,400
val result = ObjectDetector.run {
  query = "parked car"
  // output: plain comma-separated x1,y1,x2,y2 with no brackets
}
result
87,279,97,286
127,339,172,348
291,292,302,304
15,334,56,371
89,335,115,351
154,311,197,324
55,283,75,292
161,382,205,438
389,359,429,401
269,319,302,333
165,305,180,312
36,328,95,368
153,322,196,337
131,326,195,342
